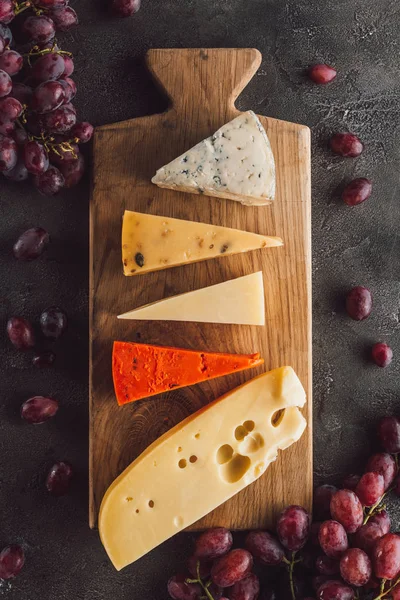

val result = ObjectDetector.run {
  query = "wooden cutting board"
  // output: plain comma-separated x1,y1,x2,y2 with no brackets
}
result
89,48,312,530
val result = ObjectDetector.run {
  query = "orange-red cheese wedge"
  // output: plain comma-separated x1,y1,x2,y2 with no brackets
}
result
112,341,264,405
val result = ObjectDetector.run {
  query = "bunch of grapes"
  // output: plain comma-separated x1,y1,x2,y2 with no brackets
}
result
167,416,400,600
0,0,93,195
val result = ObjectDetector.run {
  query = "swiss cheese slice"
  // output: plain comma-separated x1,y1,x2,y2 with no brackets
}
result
117,271,265,325
152,111,276,206
112,341,264,405
99,366,307,570
121,210,282,276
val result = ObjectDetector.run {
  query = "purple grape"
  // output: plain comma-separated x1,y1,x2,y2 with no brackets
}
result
371,343,393,367
46,461,73,495
0,69,12,97
355,472,385,506
4,160,28,182
0,51,23,77
71,121,94,143
63,55,74,76
42,105,76,133
369,510,390,535
229,573,260,600
39,306,67,339
314,485,337,520
0,97,23,120
0,36,5,54
341,475,360,491
58,77,75,102
31,80,66,114
59,152,85,187
317,580,354,600
49,7,78,31
345,286,372,320
194,528,233,559
211,549,253,588
330,489,363,533
7,316,35,350
21,396,58,424
13,227,49,260
342,178,372,207
0,134,17,171
330,133,363,157
32,350,56,368
112,0,141,17
34,165,65,196
372,533,400,579
353,522,385,554
12,128,28,146
377,416,400,453
318,521,348,558
276,505,310,551
0,0,15,25
366,453,397,490
22,15,56,44
0,23,12,45
0,545,25,580
23,140,49,175
245,530,284,565
31,52,66,82
167,574,201,600
340,548,371,587
0,117,14,136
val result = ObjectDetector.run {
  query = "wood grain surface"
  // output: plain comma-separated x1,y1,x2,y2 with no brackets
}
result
89,48,312,530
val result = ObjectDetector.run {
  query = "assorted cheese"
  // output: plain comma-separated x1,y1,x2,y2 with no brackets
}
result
152,111,276,206
121,210,282,276
99,366,307,570
118,271,265,325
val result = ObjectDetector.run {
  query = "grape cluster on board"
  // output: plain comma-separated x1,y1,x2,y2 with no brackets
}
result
167,417,400,600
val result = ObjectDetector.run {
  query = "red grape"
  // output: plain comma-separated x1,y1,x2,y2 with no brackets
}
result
308,64,337,84
59,152,85,187
34,165,65,196
330,490,363,533
318,521,348,558
31,52,66,82
42,105,76,133
371,343,393,368
345,286,372,320
342,475,360,491
167,574,201,600
71,121,94,143
0,117,14,136
370,510,390,535
112,0,141,17
314,485,337,520
63,55,74,76
7,316,35,350
50,7,78,31
353,522,385,554
330,133,363,157
342,178,372,206
187,556,212,579
4,159,28,182
245,530,284,565
378,416,400,453
0,0,15,25
13,227,49,260
31,80,66,114
21,396,58,424
12,127,28,146
277,505,311,551
0,545,25,580
0,97,23,120
0,134,17,171
339,548,371,586
316,556,340,576
0,69,12,97
23,140,49,175
318,581,354,600
39,306,67,339
393,585,400,600
32,350,56,368
0,51,23,77
211,549,253,588
58,77,76,102
372,533,400,579
355,472,384,506
63,101,76,113
22,15,56,44
0,35,6,54
194,528,232,560
46,461,73,495
229,573,260,600
366,453,396,490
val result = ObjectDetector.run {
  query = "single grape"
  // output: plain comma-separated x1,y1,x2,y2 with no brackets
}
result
0,35,5,54
0,23,12,45
3,160,28,182
330,489,363,533
31,52,66,82
39,306,67,339
311,522,322,547
377,416,400,453
369,510,390,535
317,580,354,600
372,533,400,579
59,152,85,187
0,117,14,136
22,15,56,44
0,0,15,25
314,485,337,520
0,134,17,171
245,530,284,565
42,105,76,133
355,472,384,507
330,133,363,157
62,55,74,76
58,77,76,102
0,545,25,580
32,350,56,368
12,128,28,146
339,548,371,586
21,396,58,424
23,140,49,175
71,121,94,143
187,556,212,579
46,461,73,495
211,549,253,588
167,574,201,600
371,343,393,368
31,80,66,114
316,556,340,576
112,0,141,17
0,51,23,77
34,165,65,196
50,7,78,31
318,521,348,558
342,178,372,206
276,505,310,551
7,316,35,350
366,453,396,490
13,227,49,260
353,522,385,554
342,475,360,491
0,97,23,120
194,528,233,560
229,573,260,600
345,286,372,320
308,64,337,84
62,101,76,113
0,69,12,97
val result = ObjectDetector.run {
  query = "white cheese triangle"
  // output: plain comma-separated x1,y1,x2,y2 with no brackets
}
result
152,111,276,206
118,271,265,325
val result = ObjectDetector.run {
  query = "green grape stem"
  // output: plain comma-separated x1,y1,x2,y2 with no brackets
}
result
283,552,298,600
185,561,216,600
372,575,400,600
13,1,32,16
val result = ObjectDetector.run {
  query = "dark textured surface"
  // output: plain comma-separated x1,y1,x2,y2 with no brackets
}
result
1,0,400,598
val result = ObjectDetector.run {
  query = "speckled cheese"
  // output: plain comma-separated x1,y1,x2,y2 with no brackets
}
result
121,210,282,275
99,366,307,570
152,111,276,206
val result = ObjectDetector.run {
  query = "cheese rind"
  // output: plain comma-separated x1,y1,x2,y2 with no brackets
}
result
122,210,282,276
152,111,276,206
99,366,307,570
117,271,265,325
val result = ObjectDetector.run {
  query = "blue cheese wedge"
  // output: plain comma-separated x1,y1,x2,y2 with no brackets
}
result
152,111,276,206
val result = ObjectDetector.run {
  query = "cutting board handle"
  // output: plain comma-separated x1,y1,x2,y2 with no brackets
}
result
146,48,262,114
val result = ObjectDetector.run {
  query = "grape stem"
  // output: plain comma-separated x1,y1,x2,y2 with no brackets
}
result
13,1,32,16
372,576,400,600
283,552,297,600
185,561,216,600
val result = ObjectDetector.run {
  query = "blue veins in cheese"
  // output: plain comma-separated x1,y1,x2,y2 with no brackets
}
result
151,111,276,206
